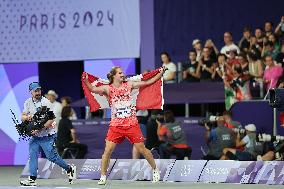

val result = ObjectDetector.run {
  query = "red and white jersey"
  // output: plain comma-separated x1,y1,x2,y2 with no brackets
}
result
109,82,138,127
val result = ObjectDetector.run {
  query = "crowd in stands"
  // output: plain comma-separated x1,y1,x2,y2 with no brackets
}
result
161,16,284,109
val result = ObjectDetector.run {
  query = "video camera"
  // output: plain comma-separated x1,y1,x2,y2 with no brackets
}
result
269,88,284,111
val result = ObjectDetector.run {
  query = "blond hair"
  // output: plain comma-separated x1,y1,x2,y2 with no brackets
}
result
107,66,121,84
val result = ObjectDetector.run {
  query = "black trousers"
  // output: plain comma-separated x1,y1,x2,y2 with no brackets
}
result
58,143,88,159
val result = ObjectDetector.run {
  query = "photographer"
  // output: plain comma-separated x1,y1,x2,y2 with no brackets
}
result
202,116,236,160
221,124,263,161
156,110,191,160
222,110,242,129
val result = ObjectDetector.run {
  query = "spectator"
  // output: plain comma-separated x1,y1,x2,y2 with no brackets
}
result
237,53,250,76
212,53,226,82
156,110,191,160
220,32,240,57
182,50,200,82
238,26,251,53
203,116,236,160
275,16,284,39
161,52,176,83
248,52,264,97
255,28,264,49
249,36,262,60
46,90,62,131
192,39,203,62
224,65,252,102
276,43,284,67
145,110,162,151
204,39,219,62
262,41,279,60
268,33,281,52
56,106,88,159
198,47,214,81
221,124,263,161
264,21,274,37
263,55,283,91
61,96,77,120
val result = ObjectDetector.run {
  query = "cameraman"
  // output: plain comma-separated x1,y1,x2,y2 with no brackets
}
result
221,124,262,160
156,110,191,160
203,116,236,160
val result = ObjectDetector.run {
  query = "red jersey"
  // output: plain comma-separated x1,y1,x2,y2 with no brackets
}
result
109,82,138,127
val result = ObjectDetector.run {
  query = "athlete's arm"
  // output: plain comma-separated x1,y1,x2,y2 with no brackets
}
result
83,73,108,95
130,67,166,89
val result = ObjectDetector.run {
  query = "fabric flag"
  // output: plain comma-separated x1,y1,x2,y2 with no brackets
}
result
81,69,164,112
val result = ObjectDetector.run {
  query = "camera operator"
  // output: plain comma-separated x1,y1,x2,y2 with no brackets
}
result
156,110,191,160
221,124,263,160
202,116,236,160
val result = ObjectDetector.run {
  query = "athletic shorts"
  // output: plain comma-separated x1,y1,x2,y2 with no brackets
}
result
106,124,145,144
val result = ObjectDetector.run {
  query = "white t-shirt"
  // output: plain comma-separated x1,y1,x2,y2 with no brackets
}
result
162,62,177,82
23,97,56,137
220,43,240,57
50,101,62,130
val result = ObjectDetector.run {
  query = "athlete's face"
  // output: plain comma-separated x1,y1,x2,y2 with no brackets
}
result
114,68,125,82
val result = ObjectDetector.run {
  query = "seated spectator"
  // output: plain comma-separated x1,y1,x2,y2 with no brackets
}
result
248,52,264,97
221,124,263,161
262,41,279,60
255,28,264,49
248,36,262,60
192,39,203,62
156,110,191,160
182,50,200,82
161,52,176,83
220,32,240,57
263,55,283,91
57,106,88,159
203,116,236,160
238,26,251,53
212,53,226,82
198,47,214,81
276,43,284,67
61,96,77,120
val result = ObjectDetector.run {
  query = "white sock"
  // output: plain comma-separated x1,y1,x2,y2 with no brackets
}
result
100,175,106,179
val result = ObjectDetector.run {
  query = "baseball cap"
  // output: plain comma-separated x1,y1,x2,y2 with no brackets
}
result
47,90,58,99
245,124,256,132
29,82,41,91
192,39,201,46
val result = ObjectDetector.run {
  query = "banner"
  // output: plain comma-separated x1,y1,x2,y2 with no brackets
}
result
166,160,207,182
0,0,140,63
108,159,175,181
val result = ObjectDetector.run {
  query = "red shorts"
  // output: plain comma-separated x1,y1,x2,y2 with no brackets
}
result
106,124,145,144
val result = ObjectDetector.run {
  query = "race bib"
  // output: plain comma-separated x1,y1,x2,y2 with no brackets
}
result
115,107,132,118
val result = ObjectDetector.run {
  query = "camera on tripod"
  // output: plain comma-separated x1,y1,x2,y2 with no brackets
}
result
269,88,284,111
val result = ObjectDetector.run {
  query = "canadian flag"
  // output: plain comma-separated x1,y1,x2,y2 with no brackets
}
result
81,69,164,112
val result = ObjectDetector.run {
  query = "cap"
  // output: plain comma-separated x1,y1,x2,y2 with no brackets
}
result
47,90,58,99
192,39,201,46
29,82,41,91
245,124,256,132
